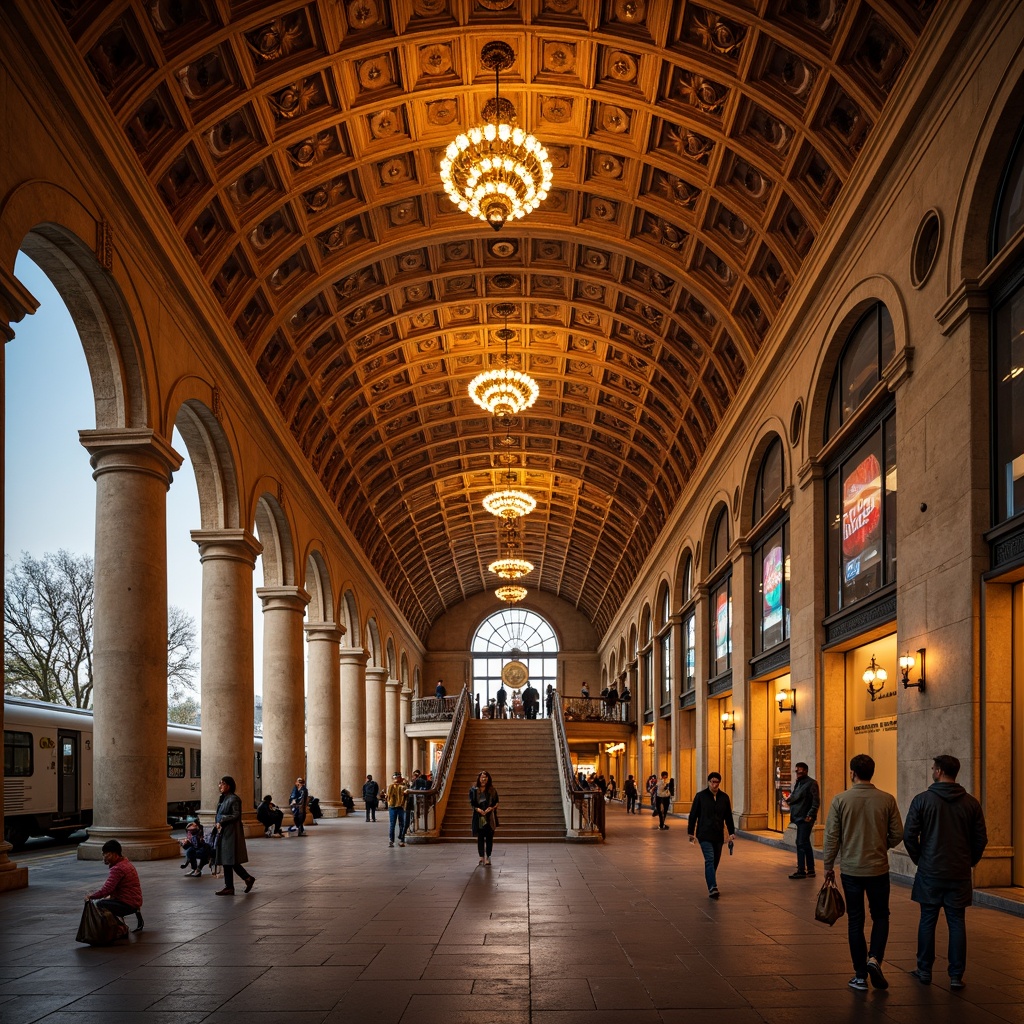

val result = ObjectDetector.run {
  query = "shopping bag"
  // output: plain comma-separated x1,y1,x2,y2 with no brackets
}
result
75,901,121,945
814,878,846,926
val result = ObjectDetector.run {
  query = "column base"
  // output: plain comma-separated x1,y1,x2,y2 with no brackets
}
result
78,826,180,861
319,802,344,818
0,852,29,892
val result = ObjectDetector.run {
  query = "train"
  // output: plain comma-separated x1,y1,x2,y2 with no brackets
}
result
3,697,263,850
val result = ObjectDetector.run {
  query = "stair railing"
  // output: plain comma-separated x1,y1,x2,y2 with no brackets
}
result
407,684,470,838
551,694,605,839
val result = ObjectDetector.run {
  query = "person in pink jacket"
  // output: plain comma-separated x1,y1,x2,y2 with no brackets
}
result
86,839,144,933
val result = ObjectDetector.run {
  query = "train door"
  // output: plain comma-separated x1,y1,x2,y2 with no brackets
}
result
57,730,79,817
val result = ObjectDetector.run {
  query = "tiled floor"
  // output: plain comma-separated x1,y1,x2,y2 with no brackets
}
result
1,808,1023,1023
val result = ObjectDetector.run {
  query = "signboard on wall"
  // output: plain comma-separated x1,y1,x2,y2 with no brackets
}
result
842,453,882,583
763,545,784,629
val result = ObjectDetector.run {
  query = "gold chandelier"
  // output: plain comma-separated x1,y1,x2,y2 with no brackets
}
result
488,519,534,580
483,487,536,519
468,305,538,418
439,41,553,231
495,584,528,604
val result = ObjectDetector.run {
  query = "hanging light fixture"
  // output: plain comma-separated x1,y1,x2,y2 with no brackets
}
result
488,519,534,580
495,584,528,604
468,305,538,418
482,486,536,520
439,41,553,231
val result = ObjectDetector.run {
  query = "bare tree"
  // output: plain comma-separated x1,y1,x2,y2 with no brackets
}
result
4,549,198,711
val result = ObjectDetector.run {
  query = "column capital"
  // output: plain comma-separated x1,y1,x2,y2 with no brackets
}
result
385,677,402,692
339,647,369,669
80,427,183,484
191,528,262,567
365,665,389,682
257,585,310,613
304,621,344,644
0,264,39,342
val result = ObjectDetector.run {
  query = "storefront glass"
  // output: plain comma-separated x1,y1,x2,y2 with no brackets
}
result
845,635,898,798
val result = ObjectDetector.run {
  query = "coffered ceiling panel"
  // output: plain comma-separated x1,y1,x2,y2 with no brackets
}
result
50,0,934,638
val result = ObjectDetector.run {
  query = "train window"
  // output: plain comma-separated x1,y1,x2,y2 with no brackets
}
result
190,747,201,778
4,730,33,777
167,746,186,779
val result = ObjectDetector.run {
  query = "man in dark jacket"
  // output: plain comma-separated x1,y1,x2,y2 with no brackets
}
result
904,754,988,990
687,772,736,898
522,684,540,719
787,761,821,879
362,774,380,822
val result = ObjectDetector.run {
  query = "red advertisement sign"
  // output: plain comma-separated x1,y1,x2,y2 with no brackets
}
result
842,453,881,558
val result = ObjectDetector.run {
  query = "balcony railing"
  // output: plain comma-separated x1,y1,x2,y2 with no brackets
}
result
552,696,605,839
560,695,632,724
410,694,460,723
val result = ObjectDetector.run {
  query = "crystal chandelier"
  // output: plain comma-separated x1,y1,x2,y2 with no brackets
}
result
439,41,553,231
495,584,528,604
488,519,534,580
468,304,538,418
482,487,536,519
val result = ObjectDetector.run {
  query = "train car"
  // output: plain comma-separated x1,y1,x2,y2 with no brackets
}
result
3,697,262,850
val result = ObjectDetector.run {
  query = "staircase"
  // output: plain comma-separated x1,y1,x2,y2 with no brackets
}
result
438,718,566,841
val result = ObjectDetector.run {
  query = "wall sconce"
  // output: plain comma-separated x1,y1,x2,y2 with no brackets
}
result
775,687,796,713
900,648,926,692
862,654,887,701
641,730,655,745
605,742,625,754
720,709,736,731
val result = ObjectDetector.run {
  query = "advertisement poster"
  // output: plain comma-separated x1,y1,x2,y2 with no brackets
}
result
715,590,730,662
842,453,882,583
762,545,784,630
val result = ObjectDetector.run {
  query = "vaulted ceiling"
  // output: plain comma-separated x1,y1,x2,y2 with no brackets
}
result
48,0,934,638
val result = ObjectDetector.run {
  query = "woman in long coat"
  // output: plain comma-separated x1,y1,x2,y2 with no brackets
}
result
470,770,500,866
213,775,256,895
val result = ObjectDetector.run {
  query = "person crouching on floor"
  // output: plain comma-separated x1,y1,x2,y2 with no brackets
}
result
87,839,144,934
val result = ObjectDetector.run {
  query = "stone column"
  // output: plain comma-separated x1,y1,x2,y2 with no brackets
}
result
400,686,413,776
258,586,310,819
79,428,183,861
365,666,389,786
0,266,38,890
339,648,368,796
305,622,344,816
192,530,262,829
385,677,402,779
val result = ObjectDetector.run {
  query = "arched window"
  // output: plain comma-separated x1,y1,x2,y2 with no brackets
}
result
708,508,732,679
472,608,559,712
752,437,790,656
658,586,672,714
641,608,654,721
679,553,696,703
824,305,896,443
992,119,1024,525
824,303,898,614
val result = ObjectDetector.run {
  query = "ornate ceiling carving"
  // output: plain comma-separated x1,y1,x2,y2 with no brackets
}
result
51,0,934,638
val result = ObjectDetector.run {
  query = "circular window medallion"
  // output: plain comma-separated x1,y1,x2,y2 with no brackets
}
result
502,660,529,687
911,208,941,288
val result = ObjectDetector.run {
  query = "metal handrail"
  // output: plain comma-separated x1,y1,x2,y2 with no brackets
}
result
410,694,460,723
551,693,605,839
407,685,470,838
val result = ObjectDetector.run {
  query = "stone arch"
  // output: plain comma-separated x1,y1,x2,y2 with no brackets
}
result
252,489,298,587
340,589,361,648
302,547,335,624
805,278,908,460
400,653,410,688
386,637,397,677
414,666,421,698
365,617,382,666
701,499,732,580
739,426,788,535
627,623,638,664
947,52,1024,286
618,637,627,676
656,578,672,625
608,650,617,683
167,390,243,530
640,603,653,648
2,184,148,430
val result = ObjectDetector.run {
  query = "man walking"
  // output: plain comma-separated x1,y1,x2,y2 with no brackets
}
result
289,776,309,836
655,771,673,829
687,772,736,898
623,774,638,814
522,683,540,719
386,772,408,847
823,753,903,992
787,761,820,879
904,754,988,990
362,774,380,822
496,684,508,719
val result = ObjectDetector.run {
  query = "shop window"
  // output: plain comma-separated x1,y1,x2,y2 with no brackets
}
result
642,609,654,715
709,508,732,677
679,554,696,698
752,437,790,655
992,121,1024,525
658,587,673,714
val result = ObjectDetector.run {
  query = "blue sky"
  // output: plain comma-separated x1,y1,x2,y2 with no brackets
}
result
5,253,265,695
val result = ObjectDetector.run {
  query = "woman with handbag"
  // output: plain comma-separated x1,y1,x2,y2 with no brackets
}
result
470,770,500,866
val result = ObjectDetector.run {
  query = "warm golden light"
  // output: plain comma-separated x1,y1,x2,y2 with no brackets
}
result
439,42,552,231
488,554,534,579
483,488,536,519
468,366,539,417
495,584,528,603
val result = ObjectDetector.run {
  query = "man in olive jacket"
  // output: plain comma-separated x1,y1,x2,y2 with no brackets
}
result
823,753,903,993
904,754,988,990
